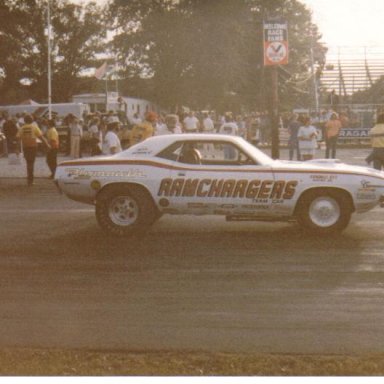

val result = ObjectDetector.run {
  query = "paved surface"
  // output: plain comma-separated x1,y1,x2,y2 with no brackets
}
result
0,181,384,355
1,144,384,355
0,153,71,179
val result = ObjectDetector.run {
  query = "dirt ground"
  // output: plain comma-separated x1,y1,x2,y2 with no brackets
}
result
0,348,383,376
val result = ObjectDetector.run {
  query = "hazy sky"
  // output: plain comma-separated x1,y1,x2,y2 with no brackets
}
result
301,0,384,48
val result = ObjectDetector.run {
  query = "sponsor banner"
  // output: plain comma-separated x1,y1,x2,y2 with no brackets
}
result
263,20,288,66
339,128,370,139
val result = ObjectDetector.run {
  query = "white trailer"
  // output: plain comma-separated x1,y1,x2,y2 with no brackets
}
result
72,93,160,122
0,102,90,119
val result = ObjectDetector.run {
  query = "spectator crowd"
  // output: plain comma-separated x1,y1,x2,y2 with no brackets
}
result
0,106,382,185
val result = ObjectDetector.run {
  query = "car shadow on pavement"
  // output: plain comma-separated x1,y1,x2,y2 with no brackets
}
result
36,219,363,263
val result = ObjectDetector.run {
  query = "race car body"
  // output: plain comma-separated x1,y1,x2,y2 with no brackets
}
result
55,134,384,235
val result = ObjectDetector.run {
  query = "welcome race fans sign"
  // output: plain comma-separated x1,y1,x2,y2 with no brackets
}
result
263,20,289,66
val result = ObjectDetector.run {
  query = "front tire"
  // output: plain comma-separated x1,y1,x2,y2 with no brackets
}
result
95,185,157,236
296,189,352,234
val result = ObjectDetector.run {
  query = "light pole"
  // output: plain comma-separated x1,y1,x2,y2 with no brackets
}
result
47,0,52,119
310,29,319,113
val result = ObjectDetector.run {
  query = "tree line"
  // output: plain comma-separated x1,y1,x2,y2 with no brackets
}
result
0,0,326,113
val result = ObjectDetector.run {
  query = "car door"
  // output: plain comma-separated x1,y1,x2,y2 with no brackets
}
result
159,139,278,217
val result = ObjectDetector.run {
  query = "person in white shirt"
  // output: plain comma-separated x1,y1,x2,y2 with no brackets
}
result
297,116,318,161
156,114,182,135
202,112,215,133
155,115,167,136
219,114,239,159
219,114,239,136
183,111,200,133
68,115,83,159
103,122,122,155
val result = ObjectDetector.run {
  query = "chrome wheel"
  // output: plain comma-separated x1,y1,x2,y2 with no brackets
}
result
96,185,157,236
308,196,340,228
296,189,352,234
108,195,139,226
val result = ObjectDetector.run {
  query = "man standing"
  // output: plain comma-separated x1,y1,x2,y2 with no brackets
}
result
18,114,50,186
183,111,200,133
46,119,59,179
325,112,342,159
103,121,122,155
298,116,318,161
219,114,239,136
117,96,128,125
129,111,157,146
202,112,215,133
287,113,301,161
368,113,384,170
68,114,83,158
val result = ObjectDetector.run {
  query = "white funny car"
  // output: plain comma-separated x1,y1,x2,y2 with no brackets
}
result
55,134,384,235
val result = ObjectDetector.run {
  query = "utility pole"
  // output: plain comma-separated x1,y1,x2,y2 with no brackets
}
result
270,65,280,159
263,19,288,159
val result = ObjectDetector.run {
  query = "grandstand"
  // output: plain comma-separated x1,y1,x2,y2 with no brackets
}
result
320,46,384,97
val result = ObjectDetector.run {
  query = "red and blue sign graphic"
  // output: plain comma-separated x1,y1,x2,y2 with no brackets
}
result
263,21,289,66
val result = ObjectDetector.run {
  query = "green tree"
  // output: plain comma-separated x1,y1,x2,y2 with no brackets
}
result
109,0,326,112
0,1,31,103
0,0,106,104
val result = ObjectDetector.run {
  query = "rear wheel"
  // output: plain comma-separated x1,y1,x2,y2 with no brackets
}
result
95,185,157,236
296,189,352,234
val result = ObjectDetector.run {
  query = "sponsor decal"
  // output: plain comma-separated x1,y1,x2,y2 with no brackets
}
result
131,146,152,155
66,168,146,179
356,188,377,200
90,180,102,190
241,204,259,210
359,179,383,189
310,174,338,182
356,192,376,200
360,179,372,189
158,178,297,200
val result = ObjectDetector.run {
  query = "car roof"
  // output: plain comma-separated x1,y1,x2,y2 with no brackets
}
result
120,134,245,157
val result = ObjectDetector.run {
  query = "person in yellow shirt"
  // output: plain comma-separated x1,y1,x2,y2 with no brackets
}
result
368,113,384,170
18,114,50,186
129,111,157,146
46,119,59,178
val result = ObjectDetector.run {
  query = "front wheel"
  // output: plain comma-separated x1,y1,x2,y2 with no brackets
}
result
296,189,352,234
95,185,157,236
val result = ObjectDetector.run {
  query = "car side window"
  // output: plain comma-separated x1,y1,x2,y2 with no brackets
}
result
156,140,255,165
196,142,255,165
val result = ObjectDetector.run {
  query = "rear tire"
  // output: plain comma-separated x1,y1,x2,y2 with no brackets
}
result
296,189,352,234
95,185,157,236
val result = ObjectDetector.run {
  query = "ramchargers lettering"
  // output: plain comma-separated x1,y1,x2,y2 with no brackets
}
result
158,178,298,200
